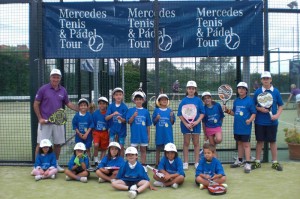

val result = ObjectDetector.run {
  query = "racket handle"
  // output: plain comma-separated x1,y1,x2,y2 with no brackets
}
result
269,111,273,117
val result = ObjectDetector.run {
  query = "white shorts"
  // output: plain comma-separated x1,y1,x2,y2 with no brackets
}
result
296,94,300,103
131,143,148,147
37,123,65,145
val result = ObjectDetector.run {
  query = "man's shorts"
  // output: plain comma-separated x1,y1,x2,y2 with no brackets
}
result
37,123,65,145
296,94,300,103
93,130,109,150
255,124,278,142
234,134,251,142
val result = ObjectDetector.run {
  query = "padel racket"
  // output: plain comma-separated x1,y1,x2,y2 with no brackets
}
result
146,165,165,178
47,108,67,125
182,104,197,131
257,92,273,117
218,84,233,106
104,166,120,170
205,178,227,195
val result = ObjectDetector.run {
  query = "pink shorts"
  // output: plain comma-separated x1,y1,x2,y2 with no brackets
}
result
205,127,222,136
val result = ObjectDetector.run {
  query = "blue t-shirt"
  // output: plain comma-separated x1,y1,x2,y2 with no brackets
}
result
97,155,125,169
233,96,257,135
72,112,94,147
203,102,224,128
152,107,175,145
34,152,57,170
116,161,150,182
106,102,128,137
177,96,205,134
158,156,185,177
67,154,90,170
254,87,284,126
92,110,108,131
126,107,152,144
195,157,225,178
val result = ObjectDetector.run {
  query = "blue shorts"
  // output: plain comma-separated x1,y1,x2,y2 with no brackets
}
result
255,124,278,142
234,134,251,142
75,135,92,149
109,135,125,146
124,180,141,187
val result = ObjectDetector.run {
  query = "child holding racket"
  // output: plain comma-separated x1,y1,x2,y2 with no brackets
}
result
224,82,256,173
32,139,58,181
195,143,227,190
72,98,94,170
177,80,205,170
126,89,152,171
92,96,109,166
65,142,90,183
152,94,175,167
252,71,284,171
105,87,128,157
95,142,125,183
201,92,225,151
111,147,150,199
152,143,185,189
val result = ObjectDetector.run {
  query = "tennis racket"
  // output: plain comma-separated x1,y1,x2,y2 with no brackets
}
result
104,166,120,170
146,165,165,178
218,84,233,106
205,178,227,195
182,104,197,131
46,108,67,125
257,92,273,117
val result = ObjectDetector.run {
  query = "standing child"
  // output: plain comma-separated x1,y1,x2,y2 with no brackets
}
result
105,87,128,156
32,139,58,181
201,92,225,152
111,147,150,199
224,82,256,173
92,96,109,165
126,90,152,170
72,98,94,170
95,142,125,183
152,94,175,167
252,71,284,171
195,143,227,189
152,143,185,189
65,142,90,183
177,80,205,170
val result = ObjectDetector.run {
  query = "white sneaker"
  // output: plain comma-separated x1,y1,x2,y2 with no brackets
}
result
199,184,204,190
51,174,56,179
87,166,95,172
128,190,137,199
183,162,189,170
230,159,242,168
222,183,228,189
244,163,251,173
153,181,165,187
65,176,71,181
35,175,42,181
172,183,178,189
80,177,88,183
56,164,64,172
130,184,138,191
98,177,105,183
194,162,199,169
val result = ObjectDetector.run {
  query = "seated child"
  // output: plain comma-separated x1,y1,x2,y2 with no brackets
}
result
195,143,227,190
32,139,58,181
64,142,90,183
111,147,150,199
152,143,185,189
95,142,125,183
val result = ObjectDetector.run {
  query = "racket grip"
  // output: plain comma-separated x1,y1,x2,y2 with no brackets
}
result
269,111,273,117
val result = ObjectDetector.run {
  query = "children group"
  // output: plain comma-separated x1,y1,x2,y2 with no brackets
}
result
32,71,283,198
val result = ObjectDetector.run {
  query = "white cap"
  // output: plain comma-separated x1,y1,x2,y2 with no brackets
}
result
74,142,86,151
40,139,52,147
164,143,177,152
98,96,109,103
261,71,272,78
156,94,170,107
132,90,146,102
50,69,61,76
201,92,212,99
125,146,138,155
108,142,121,149
112,87,124,95
237,82,248,90
78,98,89,105
186,80,197,88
